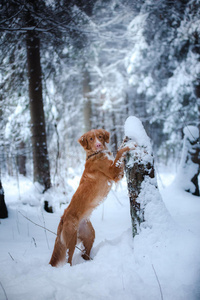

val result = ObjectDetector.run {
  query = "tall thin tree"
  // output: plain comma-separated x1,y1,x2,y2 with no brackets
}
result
26,7,51,192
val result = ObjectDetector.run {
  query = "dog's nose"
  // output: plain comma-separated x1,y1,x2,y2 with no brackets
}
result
96,143,102,148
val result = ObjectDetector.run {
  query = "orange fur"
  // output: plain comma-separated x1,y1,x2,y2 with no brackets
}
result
49,129,131,266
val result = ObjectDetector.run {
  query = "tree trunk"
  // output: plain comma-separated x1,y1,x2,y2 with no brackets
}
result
124,116,158,237
190,139,200,196
194,79,200,195
26,30,51,191
26,12,52,212
125,138,155,237
177,126,200,196
83,68,92,133
110,112,118,156
17,141,26,176
0,180,8,219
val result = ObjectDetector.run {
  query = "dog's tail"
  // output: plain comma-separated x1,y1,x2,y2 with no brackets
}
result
49,217,78,267
49,235,67,267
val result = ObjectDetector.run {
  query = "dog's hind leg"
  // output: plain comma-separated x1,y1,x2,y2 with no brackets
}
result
60,218,78,265
78,219,95,260
67,232,77,265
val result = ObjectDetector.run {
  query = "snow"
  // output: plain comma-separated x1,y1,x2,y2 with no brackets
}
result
0,167,200,300
124,116,151,149
124,116,153,166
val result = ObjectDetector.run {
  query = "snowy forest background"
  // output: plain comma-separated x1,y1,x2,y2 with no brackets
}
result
0,1,200,300
0,0,199,191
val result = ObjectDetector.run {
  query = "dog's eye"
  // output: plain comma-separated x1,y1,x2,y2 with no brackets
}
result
99,135,102,139
90,137,93,141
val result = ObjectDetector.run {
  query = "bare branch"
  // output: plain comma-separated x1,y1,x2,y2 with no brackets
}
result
0,280,8,300
152,264,164,300
18,211,57,236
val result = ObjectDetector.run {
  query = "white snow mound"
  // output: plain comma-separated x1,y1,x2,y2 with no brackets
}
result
124,116,151,149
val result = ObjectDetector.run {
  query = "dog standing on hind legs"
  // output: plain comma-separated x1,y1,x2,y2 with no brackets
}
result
49,129,133,267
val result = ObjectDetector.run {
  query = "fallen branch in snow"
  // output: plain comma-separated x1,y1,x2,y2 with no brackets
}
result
32,237,37,248
0,280,8,300
41,210,50,249
18,211,93,261
152,264,164,300
8,252,15,262
18,211,57,236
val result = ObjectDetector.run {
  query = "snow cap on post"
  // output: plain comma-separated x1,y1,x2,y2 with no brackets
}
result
124,116,157,237
124,116,151,149
124,116,152,165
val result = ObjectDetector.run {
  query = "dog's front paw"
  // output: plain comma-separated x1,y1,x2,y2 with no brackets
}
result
122,144,137,153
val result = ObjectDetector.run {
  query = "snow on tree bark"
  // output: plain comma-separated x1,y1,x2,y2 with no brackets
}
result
176,126,200,196
124,116,159,237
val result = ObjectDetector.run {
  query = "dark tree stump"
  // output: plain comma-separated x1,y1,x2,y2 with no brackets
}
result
0,180,8,219
125,142,155,237
124,116,158,237
176,126,200,196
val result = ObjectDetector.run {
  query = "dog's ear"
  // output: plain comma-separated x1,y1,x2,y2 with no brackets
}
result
103,130,110,144
78,134,88,149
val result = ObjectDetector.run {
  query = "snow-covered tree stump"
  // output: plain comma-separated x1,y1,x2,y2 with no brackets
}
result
0,180,8,219
124,116,157,237
176,126,200,196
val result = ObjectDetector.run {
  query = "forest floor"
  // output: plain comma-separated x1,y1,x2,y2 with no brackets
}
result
0,163,200,300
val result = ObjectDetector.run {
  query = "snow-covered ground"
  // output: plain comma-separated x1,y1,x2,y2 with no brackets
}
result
0,165,200,300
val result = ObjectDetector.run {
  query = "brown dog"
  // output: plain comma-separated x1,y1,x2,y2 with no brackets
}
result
49,129,131,266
